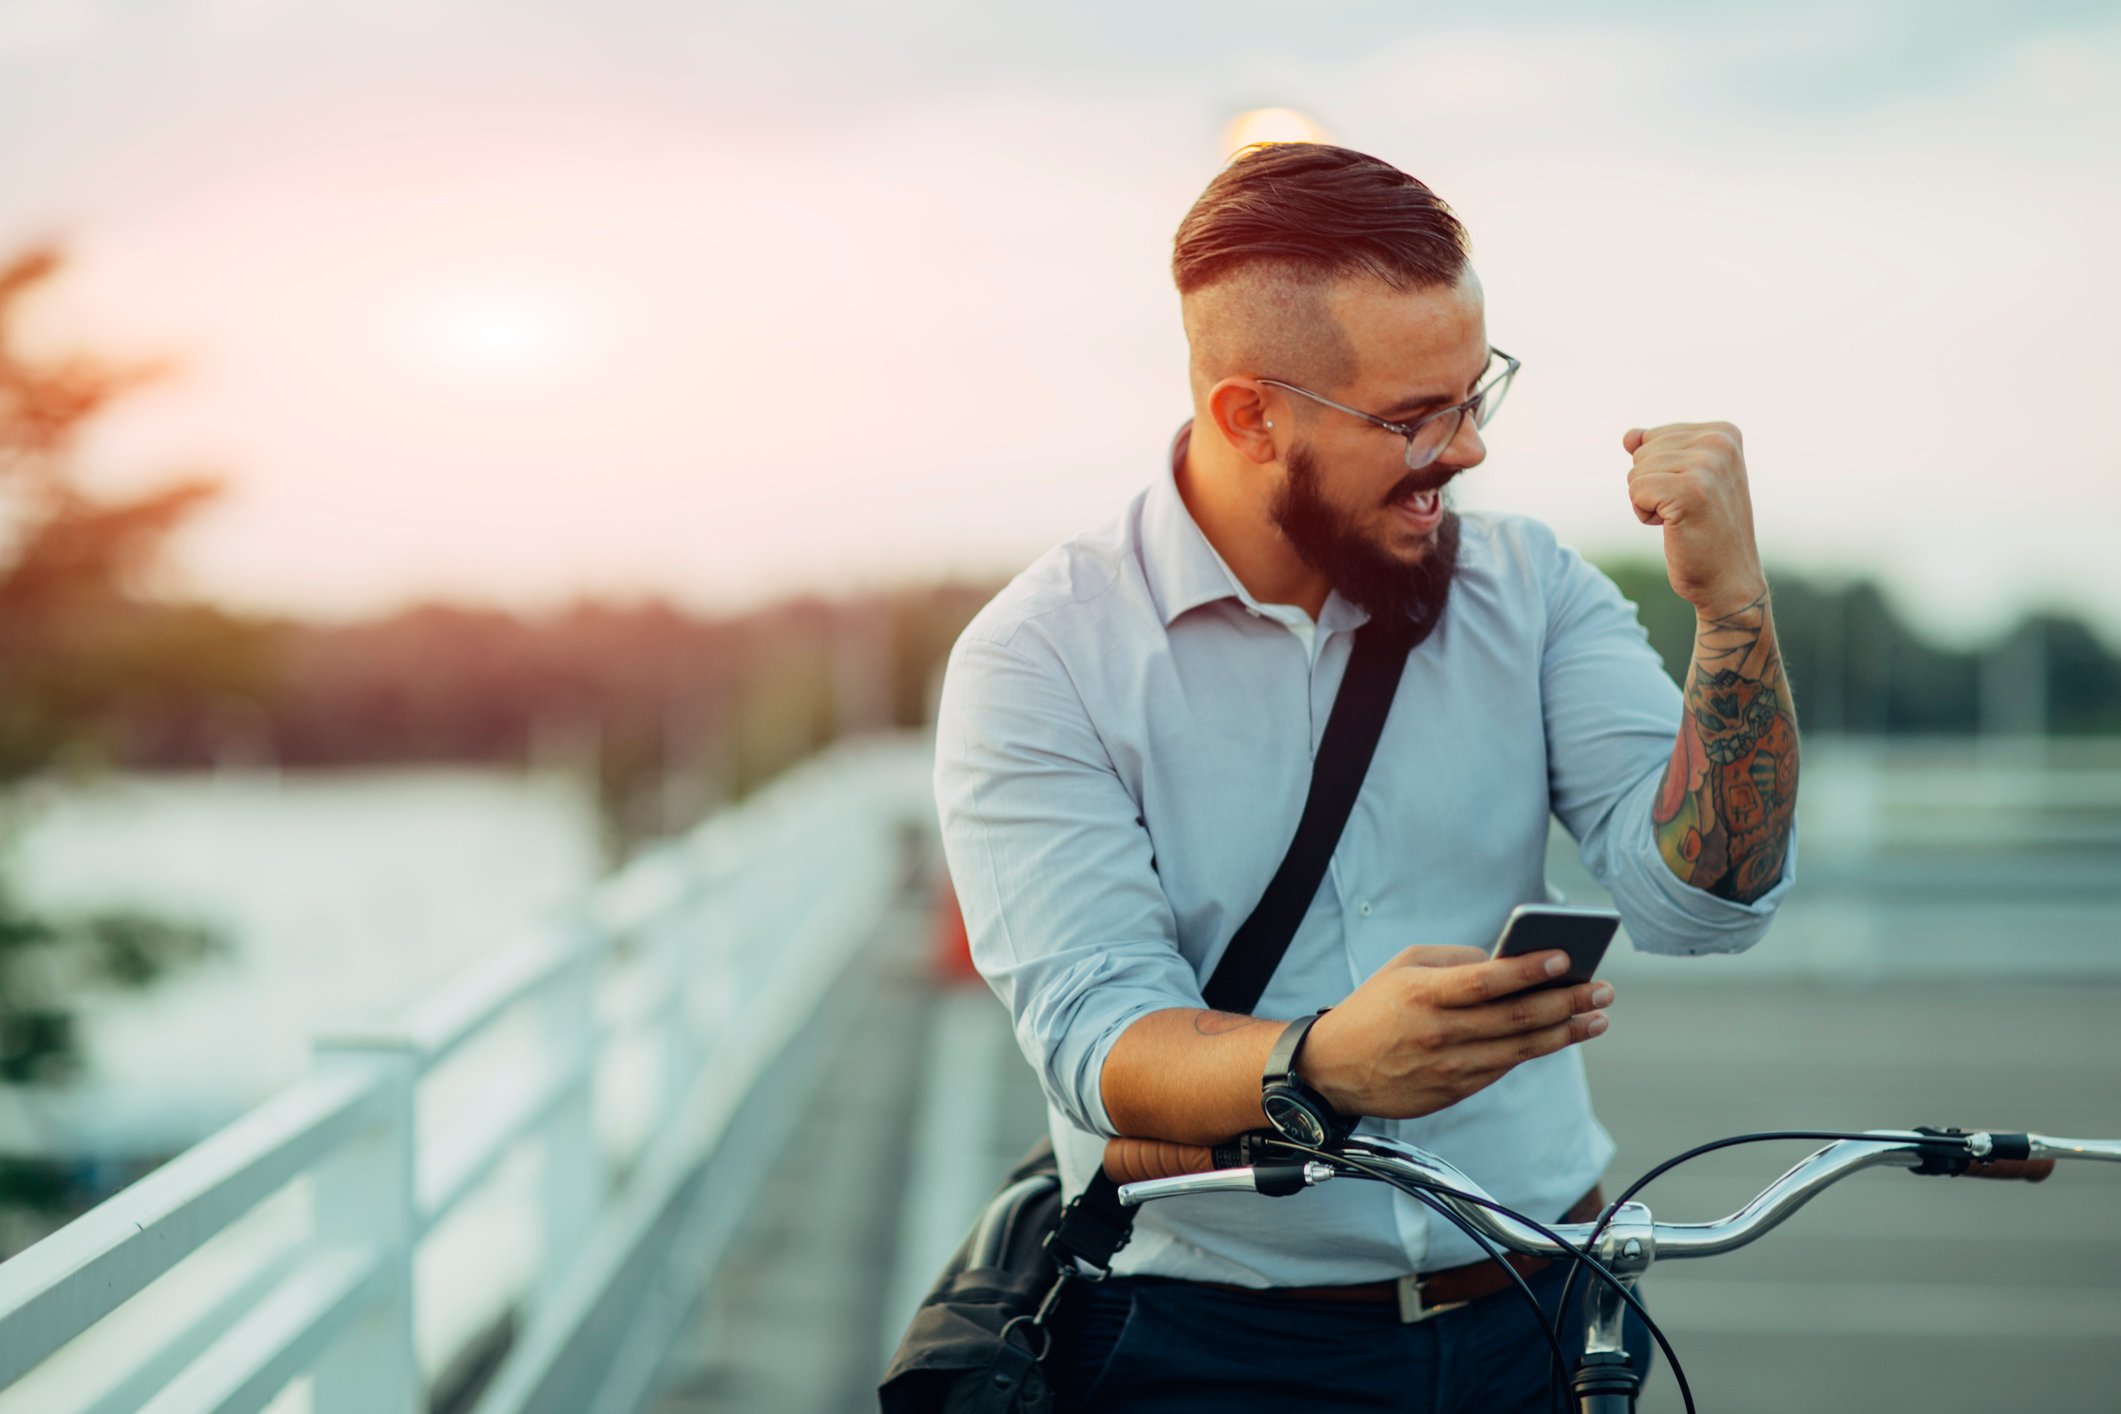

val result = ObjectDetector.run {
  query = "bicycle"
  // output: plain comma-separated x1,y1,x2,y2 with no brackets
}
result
1099,1125,2120,1413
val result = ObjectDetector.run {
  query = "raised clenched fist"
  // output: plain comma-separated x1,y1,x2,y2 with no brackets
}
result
1622,421,1767,620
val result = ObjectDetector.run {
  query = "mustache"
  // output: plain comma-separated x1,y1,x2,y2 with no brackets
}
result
1383,467,1461,503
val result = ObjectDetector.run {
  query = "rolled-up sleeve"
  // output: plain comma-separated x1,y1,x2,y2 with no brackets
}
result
1537,533,1796,956
933,630,1204,1136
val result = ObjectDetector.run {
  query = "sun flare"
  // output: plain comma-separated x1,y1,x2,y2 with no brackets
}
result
410,292,584,377
1221,107,1330,157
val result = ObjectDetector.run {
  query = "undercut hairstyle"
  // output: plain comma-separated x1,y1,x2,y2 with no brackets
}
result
1174,143,1472,394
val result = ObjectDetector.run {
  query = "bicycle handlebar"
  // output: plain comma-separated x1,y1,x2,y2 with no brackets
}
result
1103,1138,1216,1183
1107,1128,2107,1263
1962,1157,2055,1182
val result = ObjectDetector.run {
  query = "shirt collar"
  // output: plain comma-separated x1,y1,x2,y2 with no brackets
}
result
1142,421,1369,634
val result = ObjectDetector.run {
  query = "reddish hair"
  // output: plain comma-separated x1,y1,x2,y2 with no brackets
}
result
1172,143,1470,296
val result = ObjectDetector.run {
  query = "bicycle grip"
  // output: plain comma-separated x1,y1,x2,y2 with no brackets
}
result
1965,1157,2055,1182
1103,1138,1216,1182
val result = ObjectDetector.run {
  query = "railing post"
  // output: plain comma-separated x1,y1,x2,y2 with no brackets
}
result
308,1034,421,1414
534,935,604,1316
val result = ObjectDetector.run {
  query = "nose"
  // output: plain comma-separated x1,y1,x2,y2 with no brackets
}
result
1441,408,1486,471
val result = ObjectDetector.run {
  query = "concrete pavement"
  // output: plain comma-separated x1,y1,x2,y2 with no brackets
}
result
647,934,2121,1412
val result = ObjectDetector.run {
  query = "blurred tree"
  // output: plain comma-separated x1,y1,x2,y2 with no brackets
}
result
0,909,219,1085
884,582,1000,729
1592,558,2119,737
0,245,276,781
0,245,260,1219
2036,612,2121,735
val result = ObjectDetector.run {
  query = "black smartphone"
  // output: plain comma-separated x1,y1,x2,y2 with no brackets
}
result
1488,904,1619,992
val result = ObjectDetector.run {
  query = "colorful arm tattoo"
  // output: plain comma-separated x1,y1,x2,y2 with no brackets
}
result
1651,592,1800,903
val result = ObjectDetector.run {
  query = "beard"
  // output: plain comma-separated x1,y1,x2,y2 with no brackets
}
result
1269,440,1461,632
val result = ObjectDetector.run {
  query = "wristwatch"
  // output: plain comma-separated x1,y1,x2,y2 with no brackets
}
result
1260,1010,1353,1147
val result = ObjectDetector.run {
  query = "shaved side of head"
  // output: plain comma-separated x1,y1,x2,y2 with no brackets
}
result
1181,263,1357,405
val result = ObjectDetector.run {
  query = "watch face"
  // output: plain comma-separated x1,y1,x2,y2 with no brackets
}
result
1264,1094,1325,1147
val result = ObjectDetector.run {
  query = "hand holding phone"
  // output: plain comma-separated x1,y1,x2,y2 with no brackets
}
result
1488,904,1619,992
1293,912,1616,1122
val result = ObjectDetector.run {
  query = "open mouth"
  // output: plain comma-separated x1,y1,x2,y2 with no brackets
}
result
1388,486,1445,533
1384,470,1454,508
1386,472,1451,527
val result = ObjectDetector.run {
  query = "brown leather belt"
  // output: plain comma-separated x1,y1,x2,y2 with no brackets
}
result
1202,1186,1605,1323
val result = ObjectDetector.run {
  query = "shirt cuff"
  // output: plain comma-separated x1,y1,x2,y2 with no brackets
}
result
1046,994,1186,1139
1613,806,1800,956
1005,947,1207,1138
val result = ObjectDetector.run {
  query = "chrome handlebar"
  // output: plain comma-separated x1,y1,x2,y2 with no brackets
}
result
1126,1161,1339,1201
1117,1130,2121,1264
2030,1134,2121,1164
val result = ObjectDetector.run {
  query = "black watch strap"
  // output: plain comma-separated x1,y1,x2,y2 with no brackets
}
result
1264,1010,1327,1088
1259,1009,1349,1147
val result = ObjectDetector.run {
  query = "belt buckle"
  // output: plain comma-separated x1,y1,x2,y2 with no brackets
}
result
1395,1273,1469,1325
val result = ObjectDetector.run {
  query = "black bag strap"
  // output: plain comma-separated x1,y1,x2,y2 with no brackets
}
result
1203,614,1419,1015
1050,609,1429,1275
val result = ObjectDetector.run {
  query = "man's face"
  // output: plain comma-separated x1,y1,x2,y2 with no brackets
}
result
1266,268,1489,618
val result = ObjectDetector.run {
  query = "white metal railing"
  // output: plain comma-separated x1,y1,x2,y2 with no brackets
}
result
0,736,936,1414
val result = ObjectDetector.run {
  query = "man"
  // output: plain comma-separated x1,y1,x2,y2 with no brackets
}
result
932,143,1799,1412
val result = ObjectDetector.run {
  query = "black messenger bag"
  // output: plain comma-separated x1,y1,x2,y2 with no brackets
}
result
879,613,1424,1414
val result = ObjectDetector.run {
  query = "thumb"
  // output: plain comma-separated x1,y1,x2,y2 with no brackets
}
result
1622,427,1647,455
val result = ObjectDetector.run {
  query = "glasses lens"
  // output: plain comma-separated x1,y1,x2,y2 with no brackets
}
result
1402,409,1461,470
1472,361,1514,429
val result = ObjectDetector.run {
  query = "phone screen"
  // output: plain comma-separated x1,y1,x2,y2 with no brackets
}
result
1489,905,1619,991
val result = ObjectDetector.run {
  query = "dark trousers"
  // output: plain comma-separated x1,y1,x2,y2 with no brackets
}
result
1052,1259,1654,1413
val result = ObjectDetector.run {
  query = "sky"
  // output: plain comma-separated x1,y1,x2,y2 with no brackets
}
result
3,0,2117,643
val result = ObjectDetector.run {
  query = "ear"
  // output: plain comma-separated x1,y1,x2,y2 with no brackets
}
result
1205,378,1279,465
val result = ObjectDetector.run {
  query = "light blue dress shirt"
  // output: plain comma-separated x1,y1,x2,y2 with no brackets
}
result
933,428,1796,1282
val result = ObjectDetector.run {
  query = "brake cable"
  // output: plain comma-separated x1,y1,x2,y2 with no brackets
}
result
1546,1127,1994,1388
1278,1139,1695,1414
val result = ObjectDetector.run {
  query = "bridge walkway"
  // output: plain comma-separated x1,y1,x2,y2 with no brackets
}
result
648,946,2121,1413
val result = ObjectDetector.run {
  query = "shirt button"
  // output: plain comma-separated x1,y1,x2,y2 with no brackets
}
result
1358,901,1373,917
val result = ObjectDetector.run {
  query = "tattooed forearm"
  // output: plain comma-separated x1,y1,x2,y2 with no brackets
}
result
1652,592,1800,903
1191,1010,1268,1037
1692,594,1783,680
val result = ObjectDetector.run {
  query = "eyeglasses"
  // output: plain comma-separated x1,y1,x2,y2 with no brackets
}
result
1258,347,1520,471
